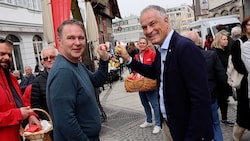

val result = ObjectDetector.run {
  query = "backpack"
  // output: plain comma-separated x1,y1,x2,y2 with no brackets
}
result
226,39,244,89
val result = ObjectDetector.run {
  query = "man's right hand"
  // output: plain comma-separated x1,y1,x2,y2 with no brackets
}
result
20,106,33,120
115,44,131,63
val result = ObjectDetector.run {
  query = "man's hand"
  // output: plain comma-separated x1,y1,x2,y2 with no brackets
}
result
97,44,109,61
20,106,33,120
115,44,131,63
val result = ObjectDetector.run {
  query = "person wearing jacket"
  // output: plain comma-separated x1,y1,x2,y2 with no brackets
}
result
134,37,161,134
185,31,227,141
211,30,234,126
31,46,58,120
116,5,213,141
20,65,36,94
0,37,40,141
230,16,250,141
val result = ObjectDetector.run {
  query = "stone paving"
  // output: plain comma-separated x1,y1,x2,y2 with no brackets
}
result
99,69,250,141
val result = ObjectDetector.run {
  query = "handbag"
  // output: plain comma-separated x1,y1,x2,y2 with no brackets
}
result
226,39,244,89
124,73,157,92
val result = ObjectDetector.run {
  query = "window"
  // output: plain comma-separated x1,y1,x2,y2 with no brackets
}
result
176,13,181,17
33,35,43,66
221,10,228,16
0,0,16,5
6,35,23,72
28,0,42,11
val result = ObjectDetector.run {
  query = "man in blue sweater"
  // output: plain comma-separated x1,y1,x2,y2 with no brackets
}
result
46,19,109,141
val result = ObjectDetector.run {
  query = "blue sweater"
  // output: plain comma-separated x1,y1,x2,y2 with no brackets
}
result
47,55,108,141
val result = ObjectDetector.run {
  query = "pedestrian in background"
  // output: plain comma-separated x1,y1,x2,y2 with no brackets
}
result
0,37,40,141
230,16,250,141
46,19,109,141
12,69,24,83
30,46,58,141
185,31,226,141
231,26,242,41
211,30,234,126
31,46,58,119
116,5,213,141
241,39,250,110
135,37,161,134
20,65,36,94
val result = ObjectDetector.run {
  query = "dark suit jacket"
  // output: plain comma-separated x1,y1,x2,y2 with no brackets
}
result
128,31,213,141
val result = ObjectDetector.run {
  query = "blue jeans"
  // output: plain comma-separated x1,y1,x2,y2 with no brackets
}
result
211,100,224,141
139,90,161,126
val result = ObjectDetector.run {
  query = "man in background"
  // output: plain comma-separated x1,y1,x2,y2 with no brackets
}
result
20,65,36,94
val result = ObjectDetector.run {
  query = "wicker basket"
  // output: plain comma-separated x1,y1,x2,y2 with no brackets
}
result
124,75,157,92
20,108,53,140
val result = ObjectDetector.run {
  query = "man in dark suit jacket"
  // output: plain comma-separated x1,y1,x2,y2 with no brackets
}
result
116,5,213,141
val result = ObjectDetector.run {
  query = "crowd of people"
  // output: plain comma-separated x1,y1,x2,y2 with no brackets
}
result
1,4,250,141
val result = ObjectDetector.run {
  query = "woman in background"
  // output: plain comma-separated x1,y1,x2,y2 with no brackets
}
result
211,30,234,126
134,37,161,134
230,16,250,141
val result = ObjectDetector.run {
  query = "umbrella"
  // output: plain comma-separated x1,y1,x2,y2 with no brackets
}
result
85,1,99,59
41,0,55,46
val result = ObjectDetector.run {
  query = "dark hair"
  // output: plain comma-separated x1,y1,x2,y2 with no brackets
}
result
241,16,250,35
57,19,85,38
126,42,136,53
0,37,13,46
216,24,226,32
126,41,139,57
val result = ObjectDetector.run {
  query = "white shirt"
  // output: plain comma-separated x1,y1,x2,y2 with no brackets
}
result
241,39,250,99
159,30,174,120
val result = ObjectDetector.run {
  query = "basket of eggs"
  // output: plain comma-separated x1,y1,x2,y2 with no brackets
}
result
124,73,157,92
20,108,53,140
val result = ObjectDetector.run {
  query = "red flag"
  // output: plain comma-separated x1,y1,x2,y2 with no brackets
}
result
51,0,71,48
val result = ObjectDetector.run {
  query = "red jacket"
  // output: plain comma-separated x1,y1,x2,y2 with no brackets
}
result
0,68,24,141
23,84,32,107
135,48,156,65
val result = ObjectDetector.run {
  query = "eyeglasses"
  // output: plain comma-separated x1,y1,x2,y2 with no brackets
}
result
0,37,13,46
43,55,56,61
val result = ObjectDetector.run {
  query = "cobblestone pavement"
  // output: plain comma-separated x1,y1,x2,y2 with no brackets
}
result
99,69,250,141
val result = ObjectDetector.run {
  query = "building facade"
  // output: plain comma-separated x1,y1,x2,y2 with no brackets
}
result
0,0,44,73
193,0,250,22
166,5,195,34
112,4,195,44
112,15,144,43
0,0,121,73
208,0,242,20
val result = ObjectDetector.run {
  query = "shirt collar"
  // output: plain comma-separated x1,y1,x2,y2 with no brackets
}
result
161,29,174,50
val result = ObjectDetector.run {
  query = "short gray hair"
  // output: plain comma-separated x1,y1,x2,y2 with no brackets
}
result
231,26,241,37
41,46,58,59
140,5,167,19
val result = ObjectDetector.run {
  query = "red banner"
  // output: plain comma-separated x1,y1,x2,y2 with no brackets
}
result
51,0,71,48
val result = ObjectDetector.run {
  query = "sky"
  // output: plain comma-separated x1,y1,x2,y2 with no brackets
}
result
117,0,193,18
